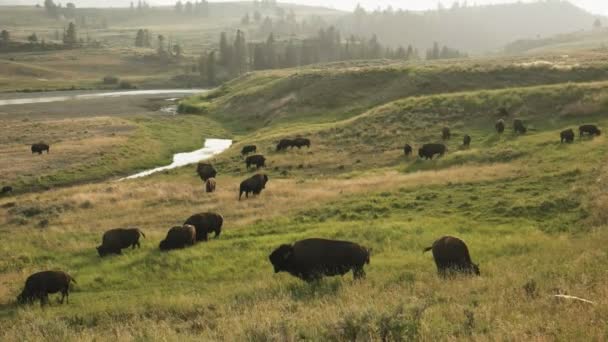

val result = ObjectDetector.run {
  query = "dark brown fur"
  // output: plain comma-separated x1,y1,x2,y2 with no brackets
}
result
403,144,412,156
97,228,145,257
159,225,196,251
31,143,50,154
513,119,527,134
241,145,257,155
442,127,451,140
560,129,575,143
269,238,370,282
463,134,471,147
579,124,601,137
17,271,76,306
495,119,505,133
418,143,446,160
205,178,216,193
424,236,479,276
184,212,224,241
239,173,268,200
196,163,217,182
245,154,266,169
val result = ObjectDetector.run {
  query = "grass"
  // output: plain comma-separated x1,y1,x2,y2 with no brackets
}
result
1,56,608,340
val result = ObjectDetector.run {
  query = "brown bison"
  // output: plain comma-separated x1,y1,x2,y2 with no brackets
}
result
276,139,294,151
239,173,269,200
184,212,224,241
560,129,575,143
513,119,527,134
403,144,413,156
442,127,451,140
293,138,311,149
579,124,601,137
418,144,446,160
159,225,196,251
245,154,266,169
424,236,479,276
1,186,12,195
463,134,471,147
269,238,370,282
97,228,145,257
495,119,505,133
205,178,216,193
31,143,50,154
17,271,76,306
241,145,257,155
196,162,217,182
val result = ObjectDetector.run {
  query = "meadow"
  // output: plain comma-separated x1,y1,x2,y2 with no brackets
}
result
1,52,608,340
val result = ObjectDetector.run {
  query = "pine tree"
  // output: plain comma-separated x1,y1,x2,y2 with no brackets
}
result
135,29,144,47
219,32,230,67
175,1,183,13
233,29,247,75
28,33,38,44
207,51,216,85
265,33,276,69
0,30,9,44
63,22,78,46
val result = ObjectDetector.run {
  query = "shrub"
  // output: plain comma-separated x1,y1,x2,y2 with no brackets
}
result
118,80,136,90
102,75,119,84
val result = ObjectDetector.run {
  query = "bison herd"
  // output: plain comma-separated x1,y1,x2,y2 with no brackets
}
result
10,120,603,306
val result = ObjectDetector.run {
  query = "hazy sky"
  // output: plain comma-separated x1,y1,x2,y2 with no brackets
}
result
280,0,608,15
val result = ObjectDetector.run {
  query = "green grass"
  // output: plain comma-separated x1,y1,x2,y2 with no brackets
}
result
1,56,608,340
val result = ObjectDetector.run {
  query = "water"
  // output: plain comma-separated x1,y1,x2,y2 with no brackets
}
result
0,89,206,106
120,139,233,180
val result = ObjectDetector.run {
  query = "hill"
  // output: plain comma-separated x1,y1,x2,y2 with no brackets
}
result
1,54,608,339
335,1,600,53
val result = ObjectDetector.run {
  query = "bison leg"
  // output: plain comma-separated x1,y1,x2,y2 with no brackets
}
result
353,267,366,280
214,229,221,238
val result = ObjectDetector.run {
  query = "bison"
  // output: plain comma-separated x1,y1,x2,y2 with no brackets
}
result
442,127,451,140
579,124,601,137
269,238,370,282
293,138,311,149
196,162,217,182
184,212,224,241
276,139,294,151
241,145,257,155
159,225,196,251
17,271,76,306
403,144,413,156
463,134,471,148
31,143,50,154
513,119,527,134
205,178,216,193
97,228,145,257
245,154,266,169
560,129,575,143
418,143,446,160
1,186,12,195
424,236,479,277
239,173,269,200
495,119,505,134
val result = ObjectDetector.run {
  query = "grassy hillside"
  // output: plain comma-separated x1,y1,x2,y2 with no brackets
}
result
1,56,608,339
182,53,608,133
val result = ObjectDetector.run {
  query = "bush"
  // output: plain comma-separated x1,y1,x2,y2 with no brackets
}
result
102,75,119,85
118,80,136,90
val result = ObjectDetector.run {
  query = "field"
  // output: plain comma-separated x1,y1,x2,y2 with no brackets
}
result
1,51,608,340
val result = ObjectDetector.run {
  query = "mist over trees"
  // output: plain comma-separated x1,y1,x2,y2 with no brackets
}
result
335,1,598,53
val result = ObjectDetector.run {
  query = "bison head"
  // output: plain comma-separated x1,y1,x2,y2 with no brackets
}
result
96,245,109,257
418,148,424,158
262,175,269,187
471,263,480,276
269,244,294,273
16,289,32,304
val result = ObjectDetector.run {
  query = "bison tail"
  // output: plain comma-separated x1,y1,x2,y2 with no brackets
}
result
70,276,77,284
423,246,433,253
139,229,146,239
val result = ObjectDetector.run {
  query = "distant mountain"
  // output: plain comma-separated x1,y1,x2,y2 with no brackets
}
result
334,1,601,54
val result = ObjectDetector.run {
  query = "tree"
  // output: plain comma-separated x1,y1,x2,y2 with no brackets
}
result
175,1,183,13
63,22,78,46
253,11,262,22
233,29,247,74
173,43,182,59
207,51,216,85
185,1,193,13
265,33,276,69
44,0,59,18
219,32,231,67
27,33,38,44
135,29,145,47
241,13,250,25
593,18,602,30
157,34,165,53
0,30,9,44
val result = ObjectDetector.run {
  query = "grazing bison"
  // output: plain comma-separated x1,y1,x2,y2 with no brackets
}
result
239,173,269,200
245,154,266,169
495,119,505,134
560,129,575,143
418,144,446,160
463,134,471,147
97,228,145,257
269,238,370,282
31,143,50,154
17,271,76,306
424,236,479,277
513,119,527,134
276,139,294,151
159,225,196,251
205,178,216,193
1,186,12,195
442,127,451,140
241,145,257,155
293,138,311,149
184,212,224,241
196,162,217,182
403,144,413,156
579,124,601,137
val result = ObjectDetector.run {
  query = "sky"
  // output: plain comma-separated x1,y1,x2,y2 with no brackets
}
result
283,0,608,15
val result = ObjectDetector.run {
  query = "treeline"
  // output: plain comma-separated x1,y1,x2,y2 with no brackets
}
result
0,22,93,52
426,42,467,60
195,27,422,86
173,1,210,16
335,1,596,53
